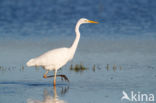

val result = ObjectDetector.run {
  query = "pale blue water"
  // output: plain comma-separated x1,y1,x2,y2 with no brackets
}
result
0,38,156,103
0,0,156,103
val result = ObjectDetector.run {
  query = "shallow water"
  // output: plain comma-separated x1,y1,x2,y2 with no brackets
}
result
0,64,156,103
0,0,156,102
0,38,156,103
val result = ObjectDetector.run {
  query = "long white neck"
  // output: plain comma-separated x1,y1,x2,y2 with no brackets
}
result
70,21,81,57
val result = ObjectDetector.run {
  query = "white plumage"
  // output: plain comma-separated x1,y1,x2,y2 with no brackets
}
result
26,18,98,85
27,48,70,70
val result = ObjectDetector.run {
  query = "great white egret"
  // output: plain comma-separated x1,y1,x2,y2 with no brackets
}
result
26,18,98,86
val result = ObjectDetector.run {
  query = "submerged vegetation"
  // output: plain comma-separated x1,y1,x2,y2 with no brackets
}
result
0,64,124,73
69,63,123,73
105,64,123,72
69,63,88,73
0,66,16,72
113,64,117,72
92,64,96,72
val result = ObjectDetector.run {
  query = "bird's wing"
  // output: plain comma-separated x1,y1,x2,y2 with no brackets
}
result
34,47,70,66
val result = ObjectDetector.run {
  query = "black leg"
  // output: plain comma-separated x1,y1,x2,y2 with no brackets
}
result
46,74,69,82
57,75,69,82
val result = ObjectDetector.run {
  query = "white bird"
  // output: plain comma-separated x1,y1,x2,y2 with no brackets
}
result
26,18,98,86
121,91,131,101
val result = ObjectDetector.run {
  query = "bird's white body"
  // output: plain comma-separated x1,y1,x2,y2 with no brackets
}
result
27,47,73,71
26,18,98,85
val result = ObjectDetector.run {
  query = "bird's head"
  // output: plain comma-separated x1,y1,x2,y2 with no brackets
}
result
79,18,99,24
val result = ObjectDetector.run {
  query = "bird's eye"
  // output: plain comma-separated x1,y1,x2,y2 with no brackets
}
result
85,20,88,22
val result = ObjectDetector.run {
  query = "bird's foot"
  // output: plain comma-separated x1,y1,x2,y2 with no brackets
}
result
43,74,47,78
43,74,69,82
59,75,69,82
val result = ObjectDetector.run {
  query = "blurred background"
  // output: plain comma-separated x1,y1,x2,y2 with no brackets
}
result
0,0,155,40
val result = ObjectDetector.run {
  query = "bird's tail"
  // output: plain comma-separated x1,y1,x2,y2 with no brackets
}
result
26,58,36,67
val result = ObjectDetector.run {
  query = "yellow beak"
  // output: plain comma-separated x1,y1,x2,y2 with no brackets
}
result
87,20,99,24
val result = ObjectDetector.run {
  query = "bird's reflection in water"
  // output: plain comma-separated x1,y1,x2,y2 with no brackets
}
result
27,86,69,103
